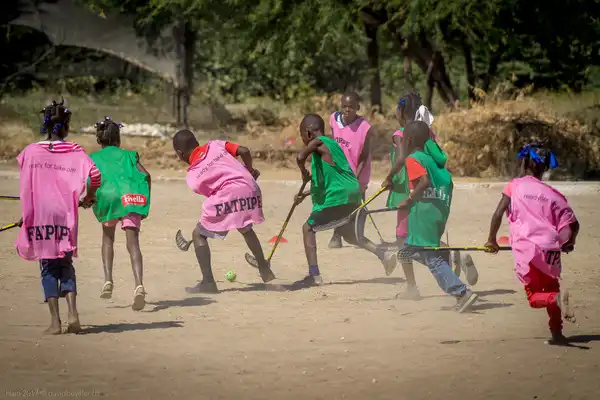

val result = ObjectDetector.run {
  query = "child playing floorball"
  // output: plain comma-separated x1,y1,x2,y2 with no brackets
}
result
485,142,578,344
392,121,478,312
294,114,397,286
328,91,372,249
172,129,276,293
90,117,151,311
15,100,101,334
383,92,478,300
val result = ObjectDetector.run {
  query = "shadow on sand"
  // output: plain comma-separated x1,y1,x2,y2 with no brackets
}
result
146,297,216,312
80,320,184,334
217,276,406,293
439,334,600,350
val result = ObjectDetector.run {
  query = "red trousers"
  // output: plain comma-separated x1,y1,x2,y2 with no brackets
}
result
524,265,562,333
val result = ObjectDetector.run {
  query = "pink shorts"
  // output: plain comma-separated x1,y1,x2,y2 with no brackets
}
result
396,209,409,238
103,213,142,230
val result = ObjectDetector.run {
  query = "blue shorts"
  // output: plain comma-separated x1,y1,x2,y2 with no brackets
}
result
39,252,77,301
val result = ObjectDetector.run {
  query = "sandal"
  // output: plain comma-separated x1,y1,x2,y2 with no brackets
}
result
132,285,146,311
100,281,113,299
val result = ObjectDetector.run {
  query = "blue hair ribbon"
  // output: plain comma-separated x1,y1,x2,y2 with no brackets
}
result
397,98,406,112
517,145,558,169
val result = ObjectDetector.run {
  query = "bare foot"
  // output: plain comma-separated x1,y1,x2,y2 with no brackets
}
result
66,314,81,334
395,286,422,301
44,323,62,335
185,281,219,294
559,288,576,323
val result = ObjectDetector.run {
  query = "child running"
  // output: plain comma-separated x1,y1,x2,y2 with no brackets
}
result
485,142,578,344
391,121,478,312
15,100,101,334
172,129,276,293
90,117,151,311
383,92,478,299
294,114,397,286
328,91,372,249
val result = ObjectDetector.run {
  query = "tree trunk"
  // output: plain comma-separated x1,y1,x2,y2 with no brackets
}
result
403,57,414,91
461,38,475,103
384,19,459,107
407,33,458,106
173,21,185,125
425,53,436,111
182,22,197,129
361,10,382,113
481,43,506,94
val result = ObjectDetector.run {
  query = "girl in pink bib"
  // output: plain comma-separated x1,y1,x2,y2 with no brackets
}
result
173,129,276,293
486,142,579,344
15,100,100,335
328,91,372,249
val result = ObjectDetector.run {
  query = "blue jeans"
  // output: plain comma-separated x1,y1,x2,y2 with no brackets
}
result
39,252,76,301
399,246,466,297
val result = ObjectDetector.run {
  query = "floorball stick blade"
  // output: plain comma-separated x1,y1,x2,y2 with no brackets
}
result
245,252,259,268
175,229,192,251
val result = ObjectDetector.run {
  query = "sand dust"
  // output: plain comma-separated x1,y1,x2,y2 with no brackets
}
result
1,174,599,399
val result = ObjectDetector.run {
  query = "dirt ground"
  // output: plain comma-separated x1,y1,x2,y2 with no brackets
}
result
1,170,599,400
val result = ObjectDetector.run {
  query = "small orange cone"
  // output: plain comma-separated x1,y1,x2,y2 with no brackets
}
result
268,236,288,244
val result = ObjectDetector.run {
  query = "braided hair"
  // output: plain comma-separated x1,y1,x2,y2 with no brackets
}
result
40,99,71,139
397,92,423,123
95,116,123,147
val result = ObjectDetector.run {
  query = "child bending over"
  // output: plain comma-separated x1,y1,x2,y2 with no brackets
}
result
392,121,478,312
383,92,478,300
173,129,276,293
294,114,397,286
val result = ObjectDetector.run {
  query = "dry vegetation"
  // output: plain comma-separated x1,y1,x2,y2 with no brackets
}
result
1,91,599,179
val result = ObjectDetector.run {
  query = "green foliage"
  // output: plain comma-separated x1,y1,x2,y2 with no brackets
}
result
4,0,600,103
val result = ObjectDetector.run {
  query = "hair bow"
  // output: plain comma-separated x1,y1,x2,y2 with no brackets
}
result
517,144,558,169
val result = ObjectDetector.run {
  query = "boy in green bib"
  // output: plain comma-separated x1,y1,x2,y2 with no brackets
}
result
294,114,397,285
392,121,478,313
89,117,151,311
382,92,478,300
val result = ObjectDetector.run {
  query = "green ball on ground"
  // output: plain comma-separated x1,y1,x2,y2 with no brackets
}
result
226,271,237,282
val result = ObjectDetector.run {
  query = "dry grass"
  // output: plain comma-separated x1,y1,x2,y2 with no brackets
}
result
434,96,600,179
1,90,599,179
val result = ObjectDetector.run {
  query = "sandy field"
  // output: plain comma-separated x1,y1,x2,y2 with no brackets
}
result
1,170,599,400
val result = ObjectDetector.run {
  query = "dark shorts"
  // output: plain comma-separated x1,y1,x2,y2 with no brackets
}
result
306,203,361,244
307,203,358,227
39,252,76,301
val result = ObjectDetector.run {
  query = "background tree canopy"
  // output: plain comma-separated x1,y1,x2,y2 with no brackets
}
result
2,0,600,111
